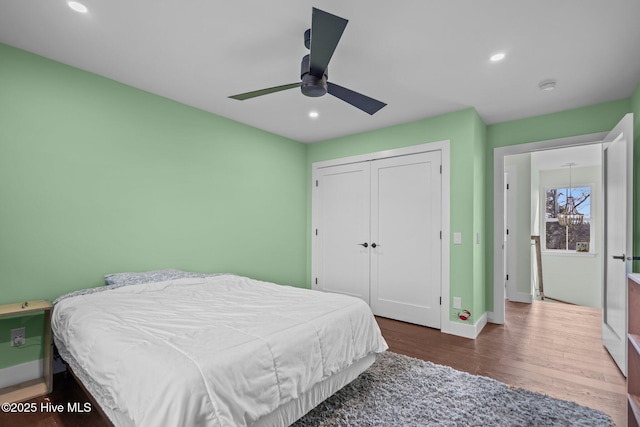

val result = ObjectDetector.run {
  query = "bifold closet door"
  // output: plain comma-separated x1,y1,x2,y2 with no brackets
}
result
316,162,371,303
370,151,442,328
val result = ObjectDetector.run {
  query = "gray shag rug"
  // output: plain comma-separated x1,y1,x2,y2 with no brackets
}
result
293,352,612,426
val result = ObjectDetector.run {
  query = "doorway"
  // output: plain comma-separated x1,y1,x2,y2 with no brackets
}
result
493,114,634,376
503,145,603,308
492,131,607,324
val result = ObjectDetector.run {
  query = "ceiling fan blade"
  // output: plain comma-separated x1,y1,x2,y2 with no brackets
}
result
229,83,300,100
327,82,387,115
309,8,348,78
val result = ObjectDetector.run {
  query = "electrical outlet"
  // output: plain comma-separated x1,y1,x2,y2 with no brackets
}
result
453,232,462,244
453,297,462,309
11,327,26,347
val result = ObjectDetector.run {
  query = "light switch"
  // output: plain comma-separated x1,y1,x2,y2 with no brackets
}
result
453,232,462,244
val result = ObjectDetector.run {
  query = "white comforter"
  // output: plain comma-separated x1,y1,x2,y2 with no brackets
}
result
52,275,388,427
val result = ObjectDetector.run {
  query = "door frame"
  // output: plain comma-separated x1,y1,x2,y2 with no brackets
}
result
491,132,607,324
311,140,451,333
503,164,517,302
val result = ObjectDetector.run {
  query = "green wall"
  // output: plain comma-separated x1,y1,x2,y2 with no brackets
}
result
0,314,45,370
0,43,307,368
1,41,638,372
472,112,487,319
484,98,633,311
306,94,636,320
306,108,487,323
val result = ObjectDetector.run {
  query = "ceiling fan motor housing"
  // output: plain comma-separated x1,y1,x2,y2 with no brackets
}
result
304,28,311,50
229,9,386,114
301,54,327,97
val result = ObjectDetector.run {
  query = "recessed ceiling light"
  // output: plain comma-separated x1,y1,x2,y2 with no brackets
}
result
67,1,88,13
490,53,505,62
538,79,557,91
309,111,319,118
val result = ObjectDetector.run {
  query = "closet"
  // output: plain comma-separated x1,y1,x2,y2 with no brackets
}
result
312,150,442,328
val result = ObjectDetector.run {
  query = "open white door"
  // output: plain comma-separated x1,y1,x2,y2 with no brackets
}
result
602,113,633,377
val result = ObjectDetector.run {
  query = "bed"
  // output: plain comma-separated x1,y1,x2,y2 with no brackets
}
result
51,272,388,426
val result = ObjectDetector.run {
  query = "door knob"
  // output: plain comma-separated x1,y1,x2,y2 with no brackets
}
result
371,243,378,248
613,254,626,261
358,243,369,248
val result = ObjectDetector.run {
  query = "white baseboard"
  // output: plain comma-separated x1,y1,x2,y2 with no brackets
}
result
442,312,488,339
0,360,43,388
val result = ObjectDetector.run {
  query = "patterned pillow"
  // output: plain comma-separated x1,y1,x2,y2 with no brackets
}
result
53,270,226,305
104,269,213,286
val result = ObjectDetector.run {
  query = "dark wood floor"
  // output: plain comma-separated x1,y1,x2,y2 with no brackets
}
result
0,300,626,427
377,300,627,426
0,372,109,427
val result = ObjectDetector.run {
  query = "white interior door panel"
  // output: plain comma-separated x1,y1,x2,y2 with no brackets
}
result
370,152,442,328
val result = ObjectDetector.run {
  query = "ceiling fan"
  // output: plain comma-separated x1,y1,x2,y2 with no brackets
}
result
229,8,386,115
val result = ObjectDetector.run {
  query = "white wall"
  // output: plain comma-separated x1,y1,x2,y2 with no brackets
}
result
534,164,602,308
504,146,602,308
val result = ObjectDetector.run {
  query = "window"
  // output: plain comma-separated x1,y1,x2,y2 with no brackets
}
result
545,186,591,251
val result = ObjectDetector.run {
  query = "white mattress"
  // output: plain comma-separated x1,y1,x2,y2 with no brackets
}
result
52,274,388,426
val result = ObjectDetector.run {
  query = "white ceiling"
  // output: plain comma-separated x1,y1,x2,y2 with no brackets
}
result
1,1,639,143
531,144,602,170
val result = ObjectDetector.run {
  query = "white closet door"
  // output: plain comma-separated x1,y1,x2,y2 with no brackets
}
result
370,151,442,328
316,162,371,303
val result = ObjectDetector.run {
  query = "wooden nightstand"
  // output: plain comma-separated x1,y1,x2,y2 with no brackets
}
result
0,300,53,403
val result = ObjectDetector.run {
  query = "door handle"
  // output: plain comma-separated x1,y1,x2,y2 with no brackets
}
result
628,256,640,261
358,243,369,248
613,254,626,261
371,243,379,248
